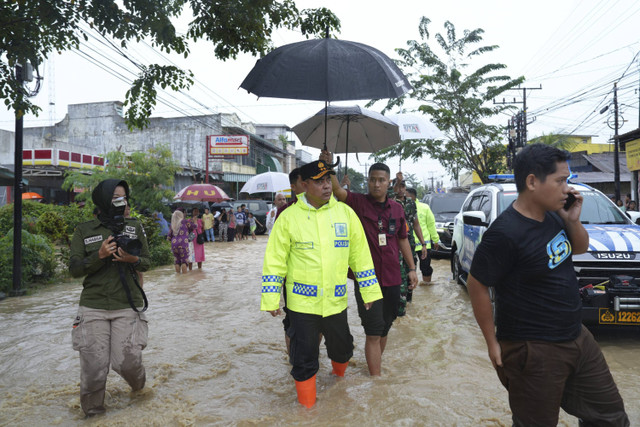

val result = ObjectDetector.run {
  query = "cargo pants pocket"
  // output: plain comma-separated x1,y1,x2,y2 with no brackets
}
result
133,312,149,350
71,310,85,351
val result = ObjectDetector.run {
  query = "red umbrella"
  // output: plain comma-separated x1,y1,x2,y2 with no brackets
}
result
174,184,230,202
22,192,43,200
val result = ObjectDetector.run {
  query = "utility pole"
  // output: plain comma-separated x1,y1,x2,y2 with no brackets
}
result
427,171,437,192
635,60,640,203
10,61,40,297
11,64,26,296
494,85,542,146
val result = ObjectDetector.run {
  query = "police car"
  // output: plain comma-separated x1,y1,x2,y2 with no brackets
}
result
451,177,640,327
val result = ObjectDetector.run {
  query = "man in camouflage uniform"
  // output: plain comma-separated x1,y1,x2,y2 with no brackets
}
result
393,173,427,316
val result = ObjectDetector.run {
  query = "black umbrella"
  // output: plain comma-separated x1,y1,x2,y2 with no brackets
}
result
240,34,412,150
240,38,412,102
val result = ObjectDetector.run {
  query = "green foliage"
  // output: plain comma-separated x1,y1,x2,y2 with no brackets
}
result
125,65,194,130
36,210,67,243
529,133,578,151
402,173,420,190
0,228,57,294
133,211,173,268
188,1,340,59
340,167,367,193
55,203,94,238
0,204,11,236
371,18,524,184
62,144,179,215
0,201,93,241
149,242,174,268
1,1,340,128
479,144,509,182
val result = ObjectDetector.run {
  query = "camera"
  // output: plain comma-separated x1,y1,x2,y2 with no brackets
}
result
104,196,142,256
114,233,143,256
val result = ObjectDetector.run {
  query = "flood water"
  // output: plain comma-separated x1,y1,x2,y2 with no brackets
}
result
1,237,638,426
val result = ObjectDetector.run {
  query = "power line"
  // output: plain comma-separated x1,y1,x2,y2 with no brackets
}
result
74,25,259,133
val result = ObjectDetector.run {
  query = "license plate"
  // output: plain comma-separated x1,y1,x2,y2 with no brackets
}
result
598,308,640,325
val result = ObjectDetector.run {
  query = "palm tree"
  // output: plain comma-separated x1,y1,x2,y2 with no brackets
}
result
529,133,578,152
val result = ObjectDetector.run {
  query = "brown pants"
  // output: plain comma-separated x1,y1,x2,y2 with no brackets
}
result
496,326,629,427
72,307,148,416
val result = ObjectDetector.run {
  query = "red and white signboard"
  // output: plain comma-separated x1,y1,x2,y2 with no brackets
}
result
23,149,105,169
208,135,249,156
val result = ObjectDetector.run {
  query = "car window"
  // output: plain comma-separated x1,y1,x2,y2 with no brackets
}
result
580,191,628,224
494,189,628,224
478,193,491,218
467,193,482,211
497,191,518,214
461,196,473,212
248,202,261,211
430,196,467,214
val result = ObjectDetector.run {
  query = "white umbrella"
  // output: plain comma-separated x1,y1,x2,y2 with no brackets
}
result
293,105,400,170
240,172,290,194
388,113,444,170
388,113,443,140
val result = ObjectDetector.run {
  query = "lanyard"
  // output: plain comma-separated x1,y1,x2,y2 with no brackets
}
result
375,202,395,235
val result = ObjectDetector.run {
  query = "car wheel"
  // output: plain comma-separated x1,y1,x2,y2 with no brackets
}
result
256,224,267,235
452,253,464,286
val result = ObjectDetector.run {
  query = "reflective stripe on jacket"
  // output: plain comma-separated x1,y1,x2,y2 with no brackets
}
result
261,194,382,316
415,201,438,250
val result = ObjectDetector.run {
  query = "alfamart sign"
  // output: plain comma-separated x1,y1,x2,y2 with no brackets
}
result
208,135,249,156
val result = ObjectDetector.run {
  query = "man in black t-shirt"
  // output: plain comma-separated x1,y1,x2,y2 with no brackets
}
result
468,144,628,426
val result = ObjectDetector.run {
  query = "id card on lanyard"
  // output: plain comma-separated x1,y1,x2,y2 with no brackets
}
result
378,215,396,247
378,216,386,246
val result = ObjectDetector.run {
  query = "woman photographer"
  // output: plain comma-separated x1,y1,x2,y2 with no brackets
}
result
69,179,150,417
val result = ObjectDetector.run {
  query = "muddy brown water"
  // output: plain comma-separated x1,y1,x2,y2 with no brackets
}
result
1,237,638,426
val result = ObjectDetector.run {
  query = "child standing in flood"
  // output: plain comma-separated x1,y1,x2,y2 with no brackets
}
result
247,212,263,240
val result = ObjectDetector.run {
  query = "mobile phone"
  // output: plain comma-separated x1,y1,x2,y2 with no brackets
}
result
564,193,576,210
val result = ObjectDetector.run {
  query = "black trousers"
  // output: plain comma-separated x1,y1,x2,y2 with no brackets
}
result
415,249,433,278
287,309,353,382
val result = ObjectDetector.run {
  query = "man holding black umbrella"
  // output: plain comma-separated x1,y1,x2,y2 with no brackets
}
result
320,150,418,376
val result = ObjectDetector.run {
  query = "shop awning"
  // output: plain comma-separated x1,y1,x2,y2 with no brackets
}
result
257,155,283,174
223,173,254,183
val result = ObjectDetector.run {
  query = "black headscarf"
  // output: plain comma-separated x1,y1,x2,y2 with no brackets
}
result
92,179,130,227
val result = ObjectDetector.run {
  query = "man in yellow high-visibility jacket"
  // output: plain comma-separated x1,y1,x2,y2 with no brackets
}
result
407,188,441,284
261,160,382,408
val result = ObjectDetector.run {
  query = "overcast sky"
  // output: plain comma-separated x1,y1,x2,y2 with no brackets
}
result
2,0,640,187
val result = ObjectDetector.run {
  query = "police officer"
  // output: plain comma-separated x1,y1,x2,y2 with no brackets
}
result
69,179,150,417
261,161,382,408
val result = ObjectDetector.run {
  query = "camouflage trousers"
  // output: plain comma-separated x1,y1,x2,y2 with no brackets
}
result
398,254,411,316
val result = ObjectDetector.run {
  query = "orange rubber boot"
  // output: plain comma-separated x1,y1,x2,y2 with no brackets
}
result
294,375,316,408
331,361,349,377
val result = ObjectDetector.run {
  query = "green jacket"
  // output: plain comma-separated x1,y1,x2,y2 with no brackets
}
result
261,194,382,316
69,218,150,310
414,201,438,251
